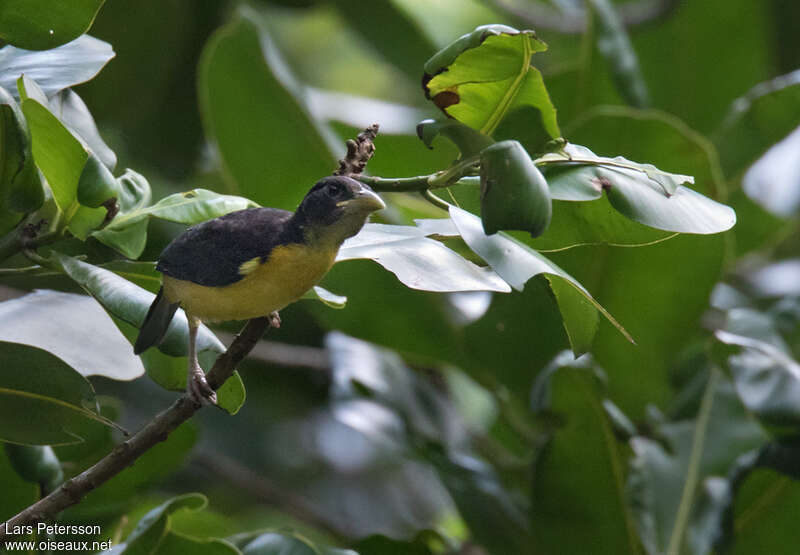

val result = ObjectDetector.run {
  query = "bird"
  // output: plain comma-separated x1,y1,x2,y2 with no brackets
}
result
133,175,385,405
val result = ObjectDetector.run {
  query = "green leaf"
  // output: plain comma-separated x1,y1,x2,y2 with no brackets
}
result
530,352,640,554
50,88,116,169
302,285,347,309
450,205,631,354
0,341,116,445
240,532,356,555
479,140,552,236
416,118,494,157
337,222,511,293
0,446,38,521
423,24,559,146
152,533,241,555
91,169,152,258
588,0,650,108
99,259,161,292
0,1,105,50
716,330,800,436
108,188,257,229
0,85,44,213
198,7,336,210
19,87,86,212
539,143,735,234
0,290,144,380
0,35,114,97
627,371,768,555
121,493,208,554
77,150,118,207
4,444,63,494
713,69,800,178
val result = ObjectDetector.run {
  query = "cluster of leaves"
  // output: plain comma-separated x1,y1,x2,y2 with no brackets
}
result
2,0,800,554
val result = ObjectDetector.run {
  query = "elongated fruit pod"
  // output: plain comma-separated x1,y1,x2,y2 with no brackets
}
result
479,140,552,236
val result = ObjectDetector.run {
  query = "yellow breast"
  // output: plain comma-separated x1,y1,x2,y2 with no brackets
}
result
162,243,337,322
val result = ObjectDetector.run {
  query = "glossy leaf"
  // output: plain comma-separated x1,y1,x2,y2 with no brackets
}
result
450,205,631,353
713,69,800,177
198,7,336,210
338,222,511,293
480,140,552,236
0,85,44,213
302,285,347,309
0,35,114,98
0,341,115,445
716,330,800,434
77,150,118,207
120,493,208,554
0,1,105,50
19,87,85,212
530,352,640,554
239,531,357,555
741,124,800,218
0,289,144,380
423,24,559,147
627,372,768,555
588,0,650,108
538,143,735,234
50,88,116,169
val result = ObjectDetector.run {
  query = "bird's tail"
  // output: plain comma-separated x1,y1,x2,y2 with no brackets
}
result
134,287,179,354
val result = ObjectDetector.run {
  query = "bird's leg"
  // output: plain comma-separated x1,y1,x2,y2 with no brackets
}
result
186,317,217,406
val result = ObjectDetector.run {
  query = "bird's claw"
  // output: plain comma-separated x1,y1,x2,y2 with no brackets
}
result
268,311,281,328
187,365,217,406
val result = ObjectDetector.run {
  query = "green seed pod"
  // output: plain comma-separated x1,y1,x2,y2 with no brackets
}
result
77,151,118,208
479,140,552,236
5,444,64,494
0,85,45,213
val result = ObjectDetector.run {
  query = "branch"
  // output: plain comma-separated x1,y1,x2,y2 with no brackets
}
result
0,317,271,543
334,123,379,177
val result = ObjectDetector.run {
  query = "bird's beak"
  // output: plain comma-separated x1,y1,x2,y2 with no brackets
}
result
338,183,386,212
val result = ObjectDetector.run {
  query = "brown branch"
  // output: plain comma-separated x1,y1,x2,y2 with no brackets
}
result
334,124,379,177
0,317,271,543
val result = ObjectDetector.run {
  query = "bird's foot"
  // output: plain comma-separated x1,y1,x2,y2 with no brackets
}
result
186,364,217,406
268,311,281,328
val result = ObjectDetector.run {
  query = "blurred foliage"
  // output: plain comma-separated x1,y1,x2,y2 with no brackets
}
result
2,1,800,554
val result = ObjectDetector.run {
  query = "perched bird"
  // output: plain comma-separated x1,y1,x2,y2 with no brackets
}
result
133,176,385,405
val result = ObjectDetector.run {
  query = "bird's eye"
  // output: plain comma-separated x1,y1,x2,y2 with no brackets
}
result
325,183,341,198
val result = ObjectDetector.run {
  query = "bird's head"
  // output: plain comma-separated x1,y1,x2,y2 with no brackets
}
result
294,176,385,245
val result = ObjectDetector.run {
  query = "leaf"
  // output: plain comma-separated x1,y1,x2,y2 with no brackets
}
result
588,0,650,108
0,1,105,50
423,24,559,147
716,330,800,435
449,205,631,354
337,222,511,293
46,253,223,357
108,188,257,229
198,6,337,210
0,35,114,98
627,371,768,555
0,446,39,519
539,143,735,234
91,169,152,258
0,290,144,380
0,85,45,213
152,533,241,555
121,493,208,554
239,532,357,555
530,352,640,554
741,124,800,218
50,88,116,169
713,69,800,178
0,341,116,445
19,85,86,212
4,444,63,493
416,118,494,157
302,285,347,309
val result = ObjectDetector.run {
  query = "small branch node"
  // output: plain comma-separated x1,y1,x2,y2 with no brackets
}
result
335,123,379,177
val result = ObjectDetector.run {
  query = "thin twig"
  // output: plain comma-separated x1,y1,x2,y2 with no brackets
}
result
334,124,379,177
0,318,271,543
